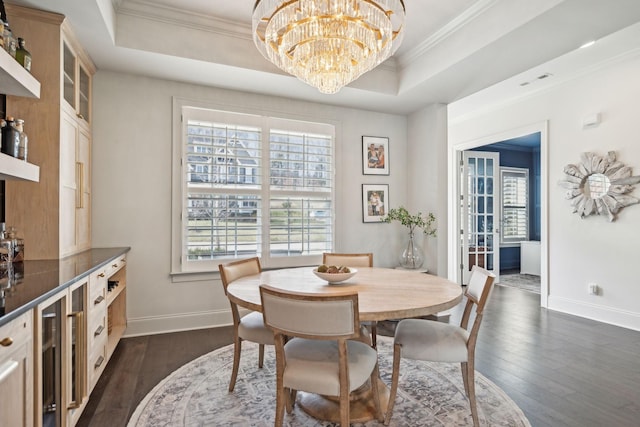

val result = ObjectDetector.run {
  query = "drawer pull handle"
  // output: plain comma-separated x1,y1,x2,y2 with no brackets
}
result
0,337,13,347
94,295,105,305
121,258,125,262
98,273,105,278
112,264,118,268
94,355,105,369
0,360,19,384
94,325,104,337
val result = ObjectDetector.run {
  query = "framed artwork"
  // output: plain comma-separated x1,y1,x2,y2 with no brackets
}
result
362,136,389,175
362,184,389,223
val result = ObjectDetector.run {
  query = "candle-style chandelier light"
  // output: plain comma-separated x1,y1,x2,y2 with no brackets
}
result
252,0,406,94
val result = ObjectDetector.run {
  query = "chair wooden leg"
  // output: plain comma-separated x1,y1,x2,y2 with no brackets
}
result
229,336,242,392
466,359,480,427
461,361,469,397
340,391,350,427
384,343,402,425
370,363,383,422
258,344,265,368
275,383,285,427
285,388,296,414
371,321,378,349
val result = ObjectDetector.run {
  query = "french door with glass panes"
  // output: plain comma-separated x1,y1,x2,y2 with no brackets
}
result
461,151,500,284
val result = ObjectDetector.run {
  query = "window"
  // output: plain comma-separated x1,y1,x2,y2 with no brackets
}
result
500,167,529,245
174,105,335,272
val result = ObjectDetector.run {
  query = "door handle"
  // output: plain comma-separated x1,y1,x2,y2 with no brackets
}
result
67,311,85,409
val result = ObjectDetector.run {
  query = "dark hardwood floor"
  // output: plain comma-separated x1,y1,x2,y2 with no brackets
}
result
78,285,640,427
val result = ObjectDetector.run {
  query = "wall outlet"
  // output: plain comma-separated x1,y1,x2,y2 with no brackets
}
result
588,283,599,295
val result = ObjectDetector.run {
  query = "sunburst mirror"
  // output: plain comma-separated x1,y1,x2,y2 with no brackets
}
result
559,151,640,221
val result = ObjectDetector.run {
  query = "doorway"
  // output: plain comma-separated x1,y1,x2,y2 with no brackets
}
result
449,123,548,307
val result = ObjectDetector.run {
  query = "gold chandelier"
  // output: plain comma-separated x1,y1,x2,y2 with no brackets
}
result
252,0,406,94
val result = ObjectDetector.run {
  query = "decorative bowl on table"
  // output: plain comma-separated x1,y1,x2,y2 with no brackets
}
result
312,266,358,284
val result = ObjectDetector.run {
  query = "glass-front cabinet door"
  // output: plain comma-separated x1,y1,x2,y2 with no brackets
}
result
63,42,76,110
66,279,87,426
39,294,64,427
78,65,90,123
37,278,88,427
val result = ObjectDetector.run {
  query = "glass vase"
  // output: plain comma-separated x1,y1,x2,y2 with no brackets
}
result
399,231,424,269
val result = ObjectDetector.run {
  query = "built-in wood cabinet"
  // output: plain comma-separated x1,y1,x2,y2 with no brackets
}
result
87,254,127,392
0,310,33,427
5,4,94,259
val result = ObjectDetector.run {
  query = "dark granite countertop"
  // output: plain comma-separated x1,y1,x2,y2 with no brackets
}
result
0,247,131,327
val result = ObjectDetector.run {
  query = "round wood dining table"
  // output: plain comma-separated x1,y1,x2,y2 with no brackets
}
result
227,266,463,423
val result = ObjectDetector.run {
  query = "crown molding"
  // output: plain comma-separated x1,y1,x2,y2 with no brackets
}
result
116,0,252,41
396,0,499,69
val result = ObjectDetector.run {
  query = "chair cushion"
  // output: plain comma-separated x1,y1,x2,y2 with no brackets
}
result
238,311,273,345
282,338,377,396
394,318,470,362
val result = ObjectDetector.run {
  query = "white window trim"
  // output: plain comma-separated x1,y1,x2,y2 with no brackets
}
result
171,97,337,276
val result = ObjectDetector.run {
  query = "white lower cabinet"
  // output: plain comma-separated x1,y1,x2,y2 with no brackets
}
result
0,311,33,427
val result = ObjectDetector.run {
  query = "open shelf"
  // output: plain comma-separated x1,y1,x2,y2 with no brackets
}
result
106,262,127,359
106,280,125,306
0,47,40,98
0,152,40,181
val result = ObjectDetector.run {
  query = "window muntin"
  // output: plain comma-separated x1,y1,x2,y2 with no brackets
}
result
181,107,334,271
500,167,529,244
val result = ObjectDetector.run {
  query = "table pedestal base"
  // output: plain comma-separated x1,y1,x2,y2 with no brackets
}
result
298,378,389,423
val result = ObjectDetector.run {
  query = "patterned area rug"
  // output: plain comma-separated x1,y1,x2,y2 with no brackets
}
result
128,337,530,427
497,273,541,294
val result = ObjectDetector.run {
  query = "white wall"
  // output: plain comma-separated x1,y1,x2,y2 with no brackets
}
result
449,52,640,331
91,71,409,336
407,105,448,275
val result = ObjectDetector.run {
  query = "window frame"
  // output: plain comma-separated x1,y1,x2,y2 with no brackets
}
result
500,166,529,246
171,98,336,275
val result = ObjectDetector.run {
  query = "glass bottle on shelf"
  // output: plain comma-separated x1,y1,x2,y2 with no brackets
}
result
0,19,5,50
15,37,31,71
14,118,28,161
1,117,20,158
0,222,13,266
3,22,15,57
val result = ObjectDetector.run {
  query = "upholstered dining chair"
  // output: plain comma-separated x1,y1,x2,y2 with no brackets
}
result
384,265,496,427
259,284,383,427
322,252,373,268
218,257,273,392
322,252,379,348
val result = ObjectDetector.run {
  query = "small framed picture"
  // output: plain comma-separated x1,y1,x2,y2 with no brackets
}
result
362,184,389,223
362,136,389,175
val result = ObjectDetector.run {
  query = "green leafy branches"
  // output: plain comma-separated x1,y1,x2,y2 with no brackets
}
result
382,206,436,236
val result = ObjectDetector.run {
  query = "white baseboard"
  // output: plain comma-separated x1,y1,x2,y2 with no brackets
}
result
548,295,640,332
123,309,233,337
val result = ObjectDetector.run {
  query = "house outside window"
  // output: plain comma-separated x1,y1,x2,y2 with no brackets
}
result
174,105,335,272
500,167,529,245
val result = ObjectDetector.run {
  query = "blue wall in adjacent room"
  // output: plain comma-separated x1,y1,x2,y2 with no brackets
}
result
471,132,541,272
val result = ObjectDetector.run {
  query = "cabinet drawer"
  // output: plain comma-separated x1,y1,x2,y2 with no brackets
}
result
107,255,127,277
88,282,107,314
0,311,32,357
88,341,107,391
87,310,107,353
